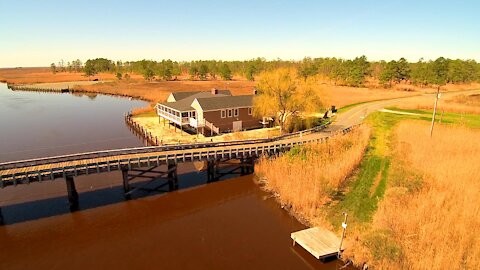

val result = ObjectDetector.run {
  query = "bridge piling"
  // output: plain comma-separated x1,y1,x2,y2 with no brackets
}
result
206,159,217,183
248,156,255,174
167,162,178,191
0,207,4,225
240,158,246,175
65,176,79,211
122,168,131,200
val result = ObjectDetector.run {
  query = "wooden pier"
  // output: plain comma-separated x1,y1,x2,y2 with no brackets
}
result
125,113,159,146
0,123,360,223
291,227,343,260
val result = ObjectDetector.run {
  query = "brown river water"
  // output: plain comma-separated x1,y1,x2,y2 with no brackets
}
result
0,83,353,269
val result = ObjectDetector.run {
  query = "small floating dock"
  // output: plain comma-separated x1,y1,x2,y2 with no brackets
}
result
291,227,342,260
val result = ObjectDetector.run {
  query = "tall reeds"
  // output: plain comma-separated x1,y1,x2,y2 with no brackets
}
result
255,125,371,226
349,121,480,269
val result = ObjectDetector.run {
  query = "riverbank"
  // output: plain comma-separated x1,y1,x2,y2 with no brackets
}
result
1,80,357,269
256,107,480,269
256,125,371,228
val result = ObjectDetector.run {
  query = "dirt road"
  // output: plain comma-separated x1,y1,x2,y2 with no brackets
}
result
330,89,480,131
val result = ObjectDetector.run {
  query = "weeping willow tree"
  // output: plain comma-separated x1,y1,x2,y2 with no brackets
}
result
253,68,323,133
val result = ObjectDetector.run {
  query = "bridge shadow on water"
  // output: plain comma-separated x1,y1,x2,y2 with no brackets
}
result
0,165,241,225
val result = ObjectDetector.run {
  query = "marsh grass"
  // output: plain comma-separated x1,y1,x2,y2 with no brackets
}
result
347,121,480,269
396,93,480,115
255,125,371,227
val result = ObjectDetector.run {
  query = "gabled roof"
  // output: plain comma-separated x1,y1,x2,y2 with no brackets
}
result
160,91,231,111
194,95,254,111
170,90,231,101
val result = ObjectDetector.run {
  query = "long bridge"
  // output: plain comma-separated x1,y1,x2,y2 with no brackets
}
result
3,90,455,225
0,118,360,224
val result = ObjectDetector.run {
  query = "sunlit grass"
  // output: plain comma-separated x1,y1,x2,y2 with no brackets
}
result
349,121,480,269
255,125,371,227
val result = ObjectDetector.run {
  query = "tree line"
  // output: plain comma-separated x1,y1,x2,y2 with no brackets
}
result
50,59,83,74
51,56,480,87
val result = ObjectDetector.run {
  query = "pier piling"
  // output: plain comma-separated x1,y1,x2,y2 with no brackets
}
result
65,176,79,211
122,168,131,200
240,158,246,175
0,207,4,225
167,162,179,191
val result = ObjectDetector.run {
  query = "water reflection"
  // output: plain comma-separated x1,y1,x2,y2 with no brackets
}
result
0,84,352,270
0,83,147,162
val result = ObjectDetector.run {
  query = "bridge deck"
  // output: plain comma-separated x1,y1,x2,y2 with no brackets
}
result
0,124,358,187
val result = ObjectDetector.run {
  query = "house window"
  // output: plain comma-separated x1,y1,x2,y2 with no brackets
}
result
228,109,232,117
221,110,226,118
234,108,239,117
248,107,253,115
182,112,188,117
192,111,196,118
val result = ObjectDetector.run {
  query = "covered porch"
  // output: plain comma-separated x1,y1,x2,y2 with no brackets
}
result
156,104,198,127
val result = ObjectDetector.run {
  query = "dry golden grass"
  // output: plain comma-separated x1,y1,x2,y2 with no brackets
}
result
396,93,480,115
131,106,156,116
391,82,480,93
221,128,280,141
0,67,125,84
317,84,417,108
76,79,256,102
1,67,417,106
255,125,371,227
449,93,480,105
349,121,480,269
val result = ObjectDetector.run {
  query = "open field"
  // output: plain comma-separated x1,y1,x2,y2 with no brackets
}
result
394,92,480,115
0,68,129,84
1,68,420,107
390,82,480,93
348,121,480,269
257,107,480,268
76,79,257,102
12,80,105,90
316,84,418,108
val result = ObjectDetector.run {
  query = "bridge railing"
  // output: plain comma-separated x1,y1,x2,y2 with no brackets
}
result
0,121,331,171
0,124,362,184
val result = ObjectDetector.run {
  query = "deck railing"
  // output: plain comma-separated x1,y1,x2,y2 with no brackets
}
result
0,123,363,185
0,121,333,171
205,119,220,135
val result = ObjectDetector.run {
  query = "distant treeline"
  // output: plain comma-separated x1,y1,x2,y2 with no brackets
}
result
51,56,480,87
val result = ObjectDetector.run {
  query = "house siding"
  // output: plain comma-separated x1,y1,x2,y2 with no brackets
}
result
203,107,262,132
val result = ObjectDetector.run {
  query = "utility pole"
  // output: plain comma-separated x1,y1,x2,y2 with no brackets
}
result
430,86,441,137
338,212,348,258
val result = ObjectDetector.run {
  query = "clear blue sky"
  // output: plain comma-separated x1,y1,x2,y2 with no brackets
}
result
0,0,479,67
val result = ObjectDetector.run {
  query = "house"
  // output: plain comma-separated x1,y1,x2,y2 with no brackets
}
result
156,88,264,135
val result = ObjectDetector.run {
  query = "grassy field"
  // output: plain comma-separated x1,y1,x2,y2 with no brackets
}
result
386,107,480,128
0,68,125,84
256,107,480,268
317,84,418,109
1,67,417,106
332,111,480,268
347,119,480,269
395,92,480,115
